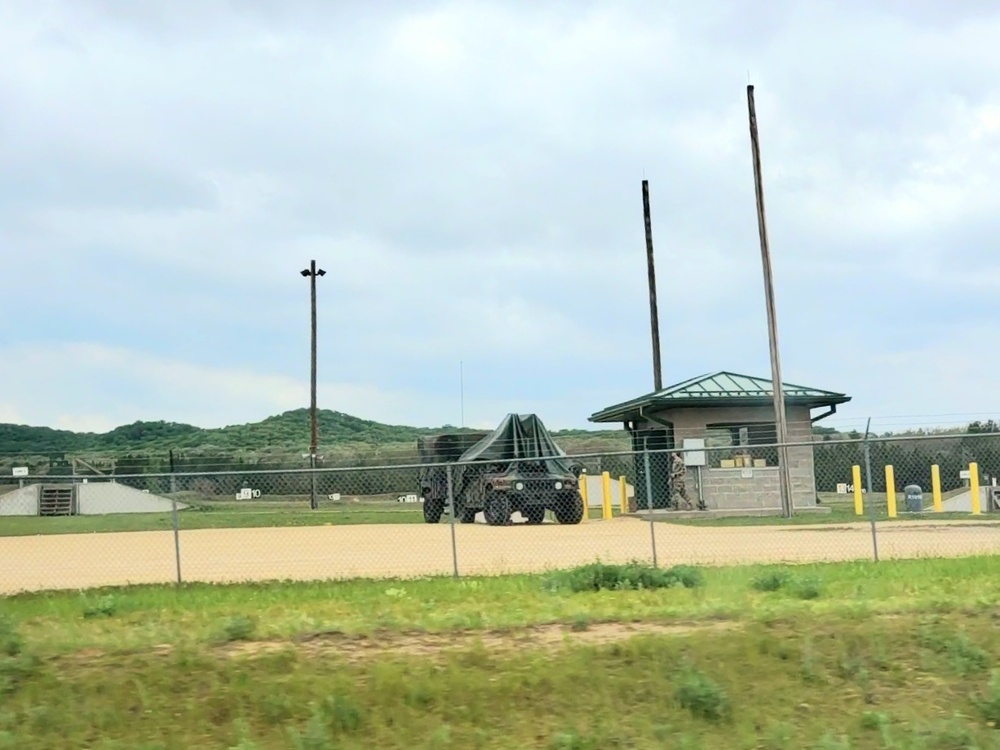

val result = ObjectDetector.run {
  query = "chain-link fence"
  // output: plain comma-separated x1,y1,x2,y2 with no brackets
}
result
1,434,998,593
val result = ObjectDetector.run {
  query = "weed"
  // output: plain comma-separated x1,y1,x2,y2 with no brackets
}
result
763,721,794,749
799,638,825,685
859,710,889,730
908,716,980,748
570,615,590,632
228,719,261,750
919,629,990,676
82,595,118,619
974,670,1000,726
813,733,851,749
0,615,21,658
792,577,824,600
321,692,363,733
752,570,792,592
550,729,600,750
288,704,335,750
219,615,257,642
674,670,730,722
546,562,704,593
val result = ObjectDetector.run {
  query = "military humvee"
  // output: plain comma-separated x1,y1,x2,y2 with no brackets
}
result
417,413,585,526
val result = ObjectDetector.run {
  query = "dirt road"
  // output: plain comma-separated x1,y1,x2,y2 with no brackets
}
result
1,517,997,594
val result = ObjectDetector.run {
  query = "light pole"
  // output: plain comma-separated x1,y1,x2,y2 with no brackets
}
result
300,260,326,510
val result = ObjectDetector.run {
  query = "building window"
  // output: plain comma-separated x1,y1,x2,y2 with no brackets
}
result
704,422,778,468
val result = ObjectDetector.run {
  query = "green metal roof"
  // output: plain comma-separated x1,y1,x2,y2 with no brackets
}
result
588,371,851,424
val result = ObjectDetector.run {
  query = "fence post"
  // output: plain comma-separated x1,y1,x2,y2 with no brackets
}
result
644,442,658,567
885,465,897,518
171,490,182,585
446,464,459,578
852,465,863,516
863,432,879,563
931,464,942,512
970,462,982,515
601,471,612,519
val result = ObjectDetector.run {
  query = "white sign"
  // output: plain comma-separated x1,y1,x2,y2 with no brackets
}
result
327,493,342,501
740,468,753,479
397,493,419,503
12,467,28,477
681,439,707,467
836,483,848,494
236,488,262,500
960,470,971,480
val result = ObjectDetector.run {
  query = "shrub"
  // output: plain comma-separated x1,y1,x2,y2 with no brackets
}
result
675,670,730,722
752,570,791,592
545,562,704,593
974,670,1000,726
792,577,824,601
0,615,21,658
82,595,118,619
219,615,257,642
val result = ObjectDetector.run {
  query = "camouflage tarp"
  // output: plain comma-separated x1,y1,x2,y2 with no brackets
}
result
455,413,579,476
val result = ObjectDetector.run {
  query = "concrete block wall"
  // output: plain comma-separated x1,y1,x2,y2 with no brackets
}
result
637,404,819,510
0,485,39,516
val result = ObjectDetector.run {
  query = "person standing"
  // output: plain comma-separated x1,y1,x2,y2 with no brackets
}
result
669,452,694,510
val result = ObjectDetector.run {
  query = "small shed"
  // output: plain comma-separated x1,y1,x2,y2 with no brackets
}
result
588,371,851,511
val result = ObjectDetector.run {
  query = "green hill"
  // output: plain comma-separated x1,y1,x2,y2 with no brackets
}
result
0,409,487,454
0,409,632,473
2,410,994,478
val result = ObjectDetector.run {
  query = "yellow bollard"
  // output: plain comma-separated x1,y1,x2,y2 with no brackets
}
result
852,465,863,515
931,464,942,512
579,474,589,521
885,465,897,518
619,475,629,515
970,462,981,515
601,471,613,519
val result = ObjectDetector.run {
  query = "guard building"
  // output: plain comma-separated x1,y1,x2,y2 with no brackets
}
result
588,371,851,511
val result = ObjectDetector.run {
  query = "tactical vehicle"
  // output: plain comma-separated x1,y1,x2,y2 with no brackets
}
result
417,413,586,526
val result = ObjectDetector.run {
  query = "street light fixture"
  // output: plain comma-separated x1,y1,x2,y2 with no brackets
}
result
301,260,326,510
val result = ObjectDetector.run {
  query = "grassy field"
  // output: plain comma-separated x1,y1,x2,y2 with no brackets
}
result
3,556,1000,748
3,496,994,537
0,501,628,537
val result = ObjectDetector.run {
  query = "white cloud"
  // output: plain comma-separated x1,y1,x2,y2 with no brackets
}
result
1,0,1000,438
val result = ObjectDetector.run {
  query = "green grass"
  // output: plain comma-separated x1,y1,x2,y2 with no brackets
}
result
0,501,617,536
2,556,1000,747
661,497,1000,527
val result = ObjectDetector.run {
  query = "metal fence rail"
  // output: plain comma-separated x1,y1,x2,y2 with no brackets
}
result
1,434,998,594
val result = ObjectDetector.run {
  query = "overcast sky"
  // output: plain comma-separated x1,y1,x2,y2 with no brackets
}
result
1,0,999,436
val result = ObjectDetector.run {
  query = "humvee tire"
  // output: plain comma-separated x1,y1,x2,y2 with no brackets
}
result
484,491,512,526
423,498,445,524
524,505,546,525
553,492,584,525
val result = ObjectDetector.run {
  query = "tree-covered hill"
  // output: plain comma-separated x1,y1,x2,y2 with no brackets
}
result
0,409,631,467
1,410,995,480
0,409,485,455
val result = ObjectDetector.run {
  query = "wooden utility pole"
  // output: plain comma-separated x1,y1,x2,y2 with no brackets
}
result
746,84,794,518
642,179,663,392
301,259,326,510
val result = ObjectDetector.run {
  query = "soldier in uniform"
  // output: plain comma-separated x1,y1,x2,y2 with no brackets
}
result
669,452,694,510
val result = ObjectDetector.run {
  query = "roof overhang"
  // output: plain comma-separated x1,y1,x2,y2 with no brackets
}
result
589,393,852,424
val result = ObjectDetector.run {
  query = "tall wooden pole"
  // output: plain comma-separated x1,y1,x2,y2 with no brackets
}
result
746,85,793,518
301,259,325,510
642,180,663,393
